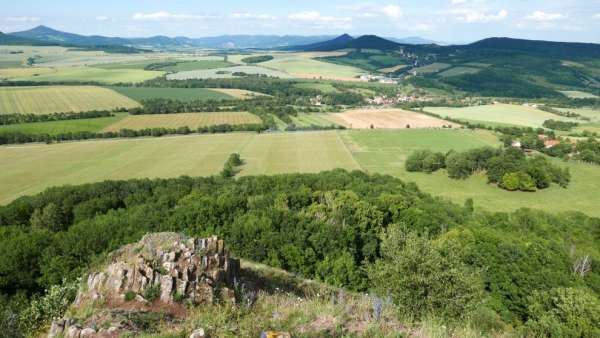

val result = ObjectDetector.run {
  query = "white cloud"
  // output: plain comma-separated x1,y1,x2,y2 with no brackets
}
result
592,13,600,19
340,4,403,20
3,16,40,22
95,16,109,21
381,5,403,19
132,11,216,21
525,11,565,22
451,0,468,4
230,13,276,20
288,11,352,28
451,9,508,23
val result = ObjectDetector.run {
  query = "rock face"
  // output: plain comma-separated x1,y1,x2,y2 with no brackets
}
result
77,233,239,306
49,233,239,338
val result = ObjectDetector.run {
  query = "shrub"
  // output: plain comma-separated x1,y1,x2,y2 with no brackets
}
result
124,291,136,302
143,285,161,302
501,172,520,191
369,226,482,320
524,287,600,337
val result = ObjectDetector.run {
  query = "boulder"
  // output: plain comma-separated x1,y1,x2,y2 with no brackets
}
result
189,328,206,338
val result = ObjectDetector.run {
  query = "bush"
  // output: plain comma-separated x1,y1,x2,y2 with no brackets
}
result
369,226,482,320
143,285,161,302
405,150,446,173
524,287,600,337
501,172,520,191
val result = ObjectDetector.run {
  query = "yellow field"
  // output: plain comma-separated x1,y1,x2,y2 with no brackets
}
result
0,86,141,114
209,88,268,99
0,67,56,79
102,112,262,131
327,108,459,129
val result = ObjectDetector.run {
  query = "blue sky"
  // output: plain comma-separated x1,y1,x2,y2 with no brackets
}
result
1,0,599,43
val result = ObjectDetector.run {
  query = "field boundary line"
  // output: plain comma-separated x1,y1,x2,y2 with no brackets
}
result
336,131,365,172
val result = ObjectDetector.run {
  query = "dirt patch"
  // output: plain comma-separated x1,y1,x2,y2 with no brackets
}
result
328,108,459,129
298,314,339,335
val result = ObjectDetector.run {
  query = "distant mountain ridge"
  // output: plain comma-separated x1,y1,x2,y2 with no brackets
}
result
465,37,600,58
6,26,436,49
286,34,404,51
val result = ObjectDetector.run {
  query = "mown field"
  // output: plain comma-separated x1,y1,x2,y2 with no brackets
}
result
328,108,459,129
0,114,126,135
0,131,359,203
7,66,163,83
167,65,291,80
110,87,235,101
342,129,600,216
0,86,140,114
101,112,262,132
289,113,338,128
261,54,364,81
425,104,580,128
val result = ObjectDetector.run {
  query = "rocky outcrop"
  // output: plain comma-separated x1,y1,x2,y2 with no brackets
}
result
49,233,239,338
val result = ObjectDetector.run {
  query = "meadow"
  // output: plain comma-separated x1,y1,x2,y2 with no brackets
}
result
424,103,580,128
412,63,451,74
0,131,359,203
558,90,598,98
8,66,164,83
0,113,126,135
438,66,481,77
0,86,140,114
101,112,262,132
289,113,339,128
261,54,364,81
342,129,600,216
110,87,235,101
167,65,291,80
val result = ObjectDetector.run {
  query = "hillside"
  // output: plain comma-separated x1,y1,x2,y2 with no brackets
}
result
466,37,600,58
287,34,402,51
0,30,53,46
11,25,130,46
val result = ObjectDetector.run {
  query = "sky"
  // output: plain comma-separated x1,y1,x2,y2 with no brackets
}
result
1,0,599,43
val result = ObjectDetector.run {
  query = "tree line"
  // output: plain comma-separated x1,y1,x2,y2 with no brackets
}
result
0,110,117,126
0,170,598,336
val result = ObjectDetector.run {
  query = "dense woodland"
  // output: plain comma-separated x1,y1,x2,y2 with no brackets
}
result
0,170,598,336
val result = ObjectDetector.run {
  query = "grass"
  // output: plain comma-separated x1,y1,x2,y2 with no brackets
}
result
293,82,339,93
167,66,291,80
101,112,262,132
9,66,164,84
379,64,407,73
438,66,481,77
158,60,233,72
0,131,359,204
413,63,450,74
558,90,598,99
262,55,364,81
424,104,580,128
342,129,600,216
290,113,339,128
0,113,127,135
110,87,234,101
0,86,140,114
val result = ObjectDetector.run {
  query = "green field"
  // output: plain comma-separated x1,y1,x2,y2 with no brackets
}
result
342,129,600,216
559,90,598,98
413,63,451,74
0,131,359,203
9,66,164,83
0,113,126,135
110,87,234,101
425,104,580,128
0,86,140,114
102,112,262,131
262,55,364,80
167,65,291,80
438,66,481,77
290,113,338,128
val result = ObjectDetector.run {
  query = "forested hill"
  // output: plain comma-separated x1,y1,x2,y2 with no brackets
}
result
0,31,54,46
287,34,403,51
465,37,600,58
11,25,130,46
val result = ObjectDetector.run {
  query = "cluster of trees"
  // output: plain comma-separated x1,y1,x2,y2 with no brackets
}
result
574,138,600,165
129,98,246,115
539,106,589,121
0,123,266,145
543,119,579,131
0,170,598,336
241,55,274,64
406,147,571,191
0,110,115,126
220,153,243,178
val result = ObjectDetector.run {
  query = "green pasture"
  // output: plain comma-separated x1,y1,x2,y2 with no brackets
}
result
167,65,291,80
559,90,598,99
342,129,600,216
438,66,481,77
413,63,450,74
425,104,580,128
0,113,126,135
290,113,338,128
10,66,164,83
262,55,363,80
110,87,234,101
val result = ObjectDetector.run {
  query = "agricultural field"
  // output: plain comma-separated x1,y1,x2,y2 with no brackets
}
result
0,86,140,114
101,112,262,132
379,64,406,73
438,66,481,77
209,88,267,99
424,103,580,128
327,108,459,129
110,87,235,102
0,131,359,203
342,129,600,216
0,67,57,79
7,66,164,83
0,113,126,136
167,65,291,80
558,90,598,98
289,113,339,128
412,63,451,74
261,53,364,81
